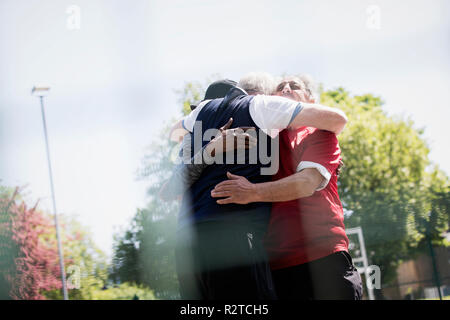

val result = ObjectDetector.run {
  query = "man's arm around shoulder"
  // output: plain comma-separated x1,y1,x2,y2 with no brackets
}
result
289,102,348,135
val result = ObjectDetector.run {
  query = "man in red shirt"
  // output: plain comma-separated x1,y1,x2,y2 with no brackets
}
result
211,75,363,300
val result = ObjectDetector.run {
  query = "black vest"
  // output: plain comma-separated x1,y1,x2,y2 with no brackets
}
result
178,88,275,231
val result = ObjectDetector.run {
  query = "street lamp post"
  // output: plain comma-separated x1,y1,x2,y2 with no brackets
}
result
31,86,69,300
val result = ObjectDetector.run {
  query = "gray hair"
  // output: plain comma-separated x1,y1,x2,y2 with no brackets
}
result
238,72,276,95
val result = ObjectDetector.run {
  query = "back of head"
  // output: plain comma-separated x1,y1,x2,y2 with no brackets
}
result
190,79,237,111
238,72,276,95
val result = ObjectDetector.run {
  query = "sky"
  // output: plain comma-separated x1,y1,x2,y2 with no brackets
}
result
0,0,449,256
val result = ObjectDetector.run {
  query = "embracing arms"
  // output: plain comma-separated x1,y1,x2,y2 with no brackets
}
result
159,118,256,201
210,169,324,204
161,95,346,201
211,129,341,204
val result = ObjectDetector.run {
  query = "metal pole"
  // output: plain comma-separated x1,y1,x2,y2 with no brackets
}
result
39,96,69,300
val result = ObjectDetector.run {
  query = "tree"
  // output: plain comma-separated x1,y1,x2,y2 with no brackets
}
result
0,185,115,300
42,215,110,300
110,129,181,299
0,185,15,299
89,282,155,300
0,188,61,299
110,76,221,299
320,88,449,286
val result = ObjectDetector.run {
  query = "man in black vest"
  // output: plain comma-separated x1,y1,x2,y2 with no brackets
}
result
166,73,347,300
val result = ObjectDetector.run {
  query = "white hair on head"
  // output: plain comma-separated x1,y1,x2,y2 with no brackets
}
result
238,72,276,95
298,74,320,103
273,75,283,89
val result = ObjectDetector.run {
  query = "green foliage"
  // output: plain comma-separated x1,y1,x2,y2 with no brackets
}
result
41,215,110,300
111,127,181,299
174,74,222,116
321,88,449,284
111,74,224,299
0,188,65,300
175,80,204,116
0,185,112,300
0,185,14,199
89,282,155,300
0,187,18,299
64,217,109,299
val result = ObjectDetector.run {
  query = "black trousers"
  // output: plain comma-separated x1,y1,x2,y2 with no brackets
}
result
175,220,277,300
272,251,363,300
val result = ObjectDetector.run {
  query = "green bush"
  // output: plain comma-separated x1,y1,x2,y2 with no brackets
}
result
89,282,156,300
